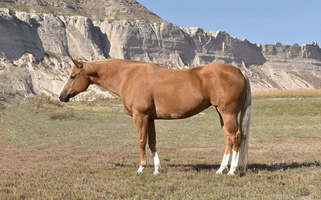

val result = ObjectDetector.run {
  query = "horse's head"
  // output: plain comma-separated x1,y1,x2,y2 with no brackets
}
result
59,59,91,102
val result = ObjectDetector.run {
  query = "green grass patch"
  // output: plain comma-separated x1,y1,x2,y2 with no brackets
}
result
49,110,77,120
1,95,321,199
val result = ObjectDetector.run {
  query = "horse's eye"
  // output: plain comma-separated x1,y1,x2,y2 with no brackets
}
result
70,75,76,80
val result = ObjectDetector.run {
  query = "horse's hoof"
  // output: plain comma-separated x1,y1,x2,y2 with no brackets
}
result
227,172,236,175
216,167,229,174
137,166,144,173
227,166,238,175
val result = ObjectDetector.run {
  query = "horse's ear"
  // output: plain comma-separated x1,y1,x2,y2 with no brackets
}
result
72,58,83,69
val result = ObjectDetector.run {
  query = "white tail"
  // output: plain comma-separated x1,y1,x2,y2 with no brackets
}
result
238,73,252,171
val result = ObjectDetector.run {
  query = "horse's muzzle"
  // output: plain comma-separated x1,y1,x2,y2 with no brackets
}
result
59,92,70,102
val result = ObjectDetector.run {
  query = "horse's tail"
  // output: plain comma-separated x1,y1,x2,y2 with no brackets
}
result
238,72,252,171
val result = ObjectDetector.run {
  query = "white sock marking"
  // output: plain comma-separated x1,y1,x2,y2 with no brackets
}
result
216,154,230,174
228,151,239,175
152,152,161,174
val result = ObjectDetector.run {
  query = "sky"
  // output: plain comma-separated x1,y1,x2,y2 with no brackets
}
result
136,0,321,45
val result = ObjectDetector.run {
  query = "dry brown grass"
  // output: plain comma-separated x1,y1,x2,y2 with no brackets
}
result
253,88,321,98
0,96,321,199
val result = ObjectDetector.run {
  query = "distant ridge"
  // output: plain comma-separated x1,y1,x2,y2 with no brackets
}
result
0,0,321,102
0,0,164,22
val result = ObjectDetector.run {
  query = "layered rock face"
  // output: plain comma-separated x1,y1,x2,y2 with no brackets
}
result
0,1,321,101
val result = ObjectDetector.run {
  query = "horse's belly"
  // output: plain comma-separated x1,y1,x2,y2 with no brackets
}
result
154,98,210,119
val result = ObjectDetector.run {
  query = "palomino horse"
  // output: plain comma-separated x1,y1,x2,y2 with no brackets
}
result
59,59,251,175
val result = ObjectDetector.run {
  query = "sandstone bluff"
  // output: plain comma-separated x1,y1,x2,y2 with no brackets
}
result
1,0,321,101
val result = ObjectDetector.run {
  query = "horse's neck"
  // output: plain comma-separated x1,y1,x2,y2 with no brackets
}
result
88,60,128,96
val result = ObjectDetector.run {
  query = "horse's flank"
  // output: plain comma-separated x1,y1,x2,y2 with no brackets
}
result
84,59,246,120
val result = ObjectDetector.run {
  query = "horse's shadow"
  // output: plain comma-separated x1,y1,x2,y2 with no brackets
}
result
114,161,320,174
248,161,321,173
166,161,321,173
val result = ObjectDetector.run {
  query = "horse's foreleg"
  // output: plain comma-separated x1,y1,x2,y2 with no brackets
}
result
133,114,149,173
148,120,161,174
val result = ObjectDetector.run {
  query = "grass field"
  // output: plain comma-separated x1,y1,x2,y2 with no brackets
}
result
1,91,321,199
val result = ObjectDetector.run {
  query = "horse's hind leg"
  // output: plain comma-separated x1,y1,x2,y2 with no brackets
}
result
148,119,161,175
216,113,242,175
216,128,232,174
216,110,230,174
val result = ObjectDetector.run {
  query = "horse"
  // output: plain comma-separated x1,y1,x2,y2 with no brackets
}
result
59,58,251,175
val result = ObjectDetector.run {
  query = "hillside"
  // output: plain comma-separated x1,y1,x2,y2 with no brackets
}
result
0,0,321,102
0,0,164,21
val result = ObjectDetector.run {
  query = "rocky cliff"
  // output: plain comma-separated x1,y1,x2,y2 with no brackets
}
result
1,0,321,101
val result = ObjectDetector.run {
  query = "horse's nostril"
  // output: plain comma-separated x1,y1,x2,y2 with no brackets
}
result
59,93,70,102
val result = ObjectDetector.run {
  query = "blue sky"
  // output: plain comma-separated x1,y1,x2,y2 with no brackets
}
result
136,0,321,45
